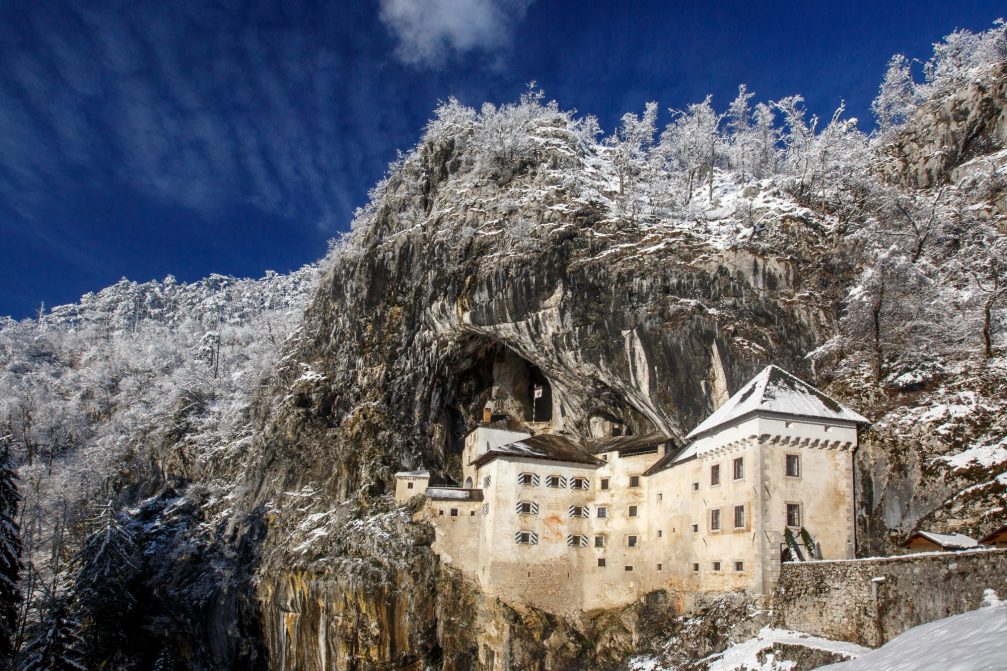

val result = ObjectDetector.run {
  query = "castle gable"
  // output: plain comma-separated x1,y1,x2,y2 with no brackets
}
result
686,365,869,440
471,433,601,468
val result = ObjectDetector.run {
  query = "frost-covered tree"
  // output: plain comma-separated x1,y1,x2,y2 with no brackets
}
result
658,95,722,203
18,596,85,671
73,501,138,668
0,442,22,667
872,54,920,136
605,102,658,216
725,84,756,180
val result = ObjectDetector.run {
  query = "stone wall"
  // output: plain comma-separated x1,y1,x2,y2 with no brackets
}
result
772,548,1007,647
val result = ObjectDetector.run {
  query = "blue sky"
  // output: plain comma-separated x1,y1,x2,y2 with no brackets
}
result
0,0,1001,318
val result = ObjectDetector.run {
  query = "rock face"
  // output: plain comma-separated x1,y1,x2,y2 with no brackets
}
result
209,71,1006,668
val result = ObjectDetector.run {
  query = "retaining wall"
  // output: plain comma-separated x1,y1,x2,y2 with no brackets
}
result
771,548,1007,646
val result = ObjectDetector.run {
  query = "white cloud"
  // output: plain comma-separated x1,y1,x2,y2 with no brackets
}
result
379,0,534,68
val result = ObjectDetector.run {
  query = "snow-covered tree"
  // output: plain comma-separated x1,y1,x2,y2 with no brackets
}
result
18,596,85,671
872,54,920,136
73,501,138,667
0,442,22,667
605,101,659,208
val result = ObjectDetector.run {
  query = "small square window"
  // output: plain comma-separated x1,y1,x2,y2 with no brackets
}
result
594,535,605,548
628,505,638,517
657,529,663,538
470,510,475,516
439,510,444,516
597,506,608,518
733,457,744,480
407,482,414,489
546,475,564,488
710,509,721,531
787,503,801,527
692,563,700,572
450,508,458,517
691,523,699,533
786,454,801,478
692,482,699,491
657,563,663,571
600,478,610,490
712,561,722,572
598,558,606,567
624,565,634,572
657,493,663,501
734,505,746,528
571,477,589,491
629,475,641,488
711,464,720,486
735,561,744,572
627,535,639,547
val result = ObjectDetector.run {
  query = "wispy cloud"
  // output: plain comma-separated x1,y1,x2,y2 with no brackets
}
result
379,0,535,68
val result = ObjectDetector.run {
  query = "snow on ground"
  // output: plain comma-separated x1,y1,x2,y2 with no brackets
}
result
819,593,1007,671
939,435,1007,471
628,628,868,671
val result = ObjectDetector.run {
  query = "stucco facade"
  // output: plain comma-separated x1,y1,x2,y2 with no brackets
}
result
396,366,866,614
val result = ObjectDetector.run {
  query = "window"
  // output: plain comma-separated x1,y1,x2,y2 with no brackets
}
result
600,478,610,490
450,508,458,517
439,510,444,516
628,505,638,517
569,505,590,518
735,561,744,572
483,475,492,487
470,510,475,516
624,565,634,572
598,558,606,567
657,493,663,502
594,535,605,548
515,531,538,545
516,501,539,515
597,506,608,518
518,472,540,486
546,475,565,488
407,482,414,489
570,477,589,490
786,454,801,478
627,535,639,548
657,529,663,538
567,534,588,547
711,464,720,486
710,509,721,531
657,563,663,571
733,457,744,480
692,482,699,491
692,563,700,572
482,503,489,514
734,505,746,528
691,523,699,533
629,475,641,488
712,561,722,572
786,503,802,527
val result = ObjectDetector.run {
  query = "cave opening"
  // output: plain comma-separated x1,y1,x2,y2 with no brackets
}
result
527,364,552,423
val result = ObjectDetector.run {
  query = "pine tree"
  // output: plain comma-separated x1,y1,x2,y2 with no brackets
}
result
73,501,138,667
18,597,85,671
0,444,23,667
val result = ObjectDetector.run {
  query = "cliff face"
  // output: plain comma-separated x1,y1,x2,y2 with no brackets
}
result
189,72,1004,668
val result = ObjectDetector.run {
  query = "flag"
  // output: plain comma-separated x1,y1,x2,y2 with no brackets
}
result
533,385,543,399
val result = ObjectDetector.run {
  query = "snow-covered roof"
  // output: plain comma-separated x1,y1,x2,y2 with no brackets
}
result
686,365,869,440
906,531,979,549
394,470,430,478
471,434,601,468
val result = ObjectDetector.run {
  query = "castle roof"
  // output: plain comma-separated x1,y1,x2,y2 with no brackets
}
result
587,432,673,456
471,433,601,468
685,365,869,440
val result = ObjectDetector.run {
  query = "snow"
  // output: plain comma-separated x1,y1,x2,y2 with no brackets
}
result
938,436,1007,471
425,487,478,500
912,531,979,549
686,365,869,439
394,470,430,478
628,628,869,671
818,599,1007,671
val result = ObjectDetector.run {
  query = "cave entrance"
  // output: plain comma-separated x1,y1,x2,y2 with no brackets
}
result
528,365,552,423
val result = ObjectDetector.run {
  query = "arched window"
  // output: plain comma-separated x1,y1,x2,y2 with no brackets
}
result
464,476,473,488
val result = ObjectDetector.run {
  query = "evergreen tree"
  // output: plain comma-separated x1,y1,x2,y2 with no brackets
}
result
18,597,85,671
0,444,23,667
73,501,138,668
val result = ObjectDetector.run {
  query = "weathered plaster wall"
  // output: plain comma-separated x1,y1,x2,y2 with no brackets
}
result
772,549,1007,647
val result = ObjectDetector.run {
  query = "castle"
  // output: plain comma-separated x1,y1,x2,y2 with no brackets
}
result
395,365,868,613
